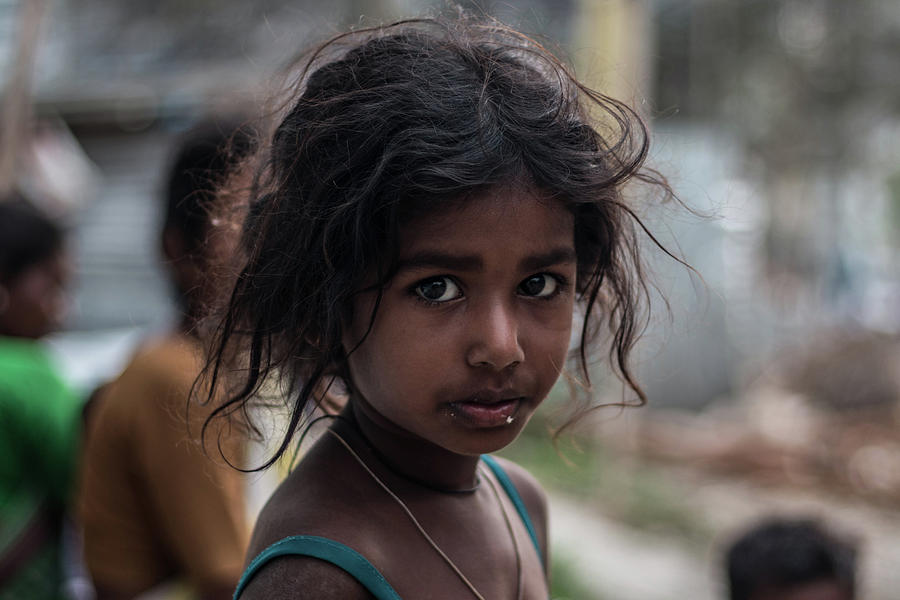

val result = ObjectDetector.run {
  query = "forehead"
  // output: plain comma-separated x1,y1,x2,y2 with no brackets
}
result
399,185,574,258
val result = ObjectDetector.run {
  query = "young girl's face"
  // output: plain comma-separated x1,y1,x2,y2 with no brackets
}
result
343,183,577,455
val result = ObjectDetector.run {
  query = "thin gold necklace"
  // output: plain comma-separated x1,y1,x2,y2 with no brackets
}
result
327,429,523,600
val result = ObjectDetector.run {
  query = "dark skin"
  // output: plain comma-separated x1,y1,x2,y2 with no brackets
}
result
242,408,549,600
241,188,571,598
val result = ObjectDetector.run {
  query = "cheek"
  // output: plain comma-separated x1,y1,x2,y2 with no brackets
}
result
342,296,376,370
342,293,398,394
537,321,574,381
532,300,576,354
533,309,576,394
344,301,455,411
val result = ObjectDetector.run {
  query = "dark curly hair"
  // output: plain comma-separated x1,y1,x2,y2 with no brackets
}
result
199,16,679,469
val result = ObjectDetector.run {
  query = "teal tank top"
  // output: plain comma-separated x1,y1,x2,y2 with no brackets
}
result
234,455,543,599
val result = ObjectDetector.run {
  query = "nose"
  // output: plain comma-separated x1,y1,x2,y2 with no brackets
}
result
465,298,525,371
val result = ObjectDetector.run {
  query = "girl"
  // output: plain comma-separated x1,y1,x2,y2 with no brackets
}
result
202,15,669,600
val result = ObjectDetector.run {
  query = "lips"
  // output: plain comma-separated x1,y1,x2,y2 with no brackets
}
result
448,390,523,428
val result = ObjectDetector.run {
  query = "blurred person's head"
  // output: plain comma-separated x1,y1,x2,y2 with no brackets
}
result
0,194,69,339
726,517,857,600
161,116,255,326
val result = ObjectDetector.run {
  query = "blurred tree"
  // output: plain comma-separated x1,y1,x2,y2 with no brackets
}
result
653,0,900,323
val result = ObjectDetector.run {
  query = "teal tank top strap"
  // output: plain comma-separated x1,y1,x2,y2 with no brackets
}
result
234,460,543,599
233,535,402,600
480,454,544,565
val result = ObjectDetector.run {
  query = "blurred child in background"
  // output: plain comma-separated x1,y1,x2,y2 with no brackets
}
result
0,195,79,599
725,517,858,600
77,118,255,600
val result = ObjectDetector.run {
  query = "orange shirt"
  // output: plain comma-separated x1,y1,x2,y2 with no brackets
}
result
78,334,248,598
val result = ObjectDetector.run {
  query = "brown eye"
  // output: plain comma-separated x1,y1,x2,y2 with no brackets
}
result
415,277,462,303
518,274,558,298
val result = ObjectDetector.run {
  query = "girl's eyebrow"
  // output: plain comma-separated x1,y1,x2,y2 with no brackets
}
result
518,247,577,272
397,246,576,273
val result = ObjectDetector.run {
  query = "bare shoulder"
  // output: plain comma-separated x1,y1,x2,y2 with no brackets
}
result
487,456,549,550
240,461,382,599
243,470,319,558
244,443,376,557
239,554,375,600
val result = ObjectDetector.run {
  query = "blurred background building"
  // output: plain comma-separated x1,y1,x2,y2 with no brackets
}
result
2,0,899,598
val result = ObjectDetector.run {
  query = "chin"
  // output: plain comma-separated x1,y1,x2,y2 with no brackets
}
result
445,424,527,457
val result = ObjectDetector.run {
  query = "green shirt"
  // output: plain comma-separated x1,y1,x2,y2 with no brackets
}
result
0,336,80,599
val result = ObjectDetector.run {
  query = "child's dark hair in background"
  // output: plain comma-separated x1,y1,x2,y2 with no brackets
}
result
0,195,64,284
162,118,256,319
0,194,67,339
164,118,256,253
726,517,858,600
201,16,675,465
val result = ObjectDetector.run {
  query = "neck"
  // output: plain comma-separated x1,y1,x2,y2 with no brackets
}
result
338,399,481,494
